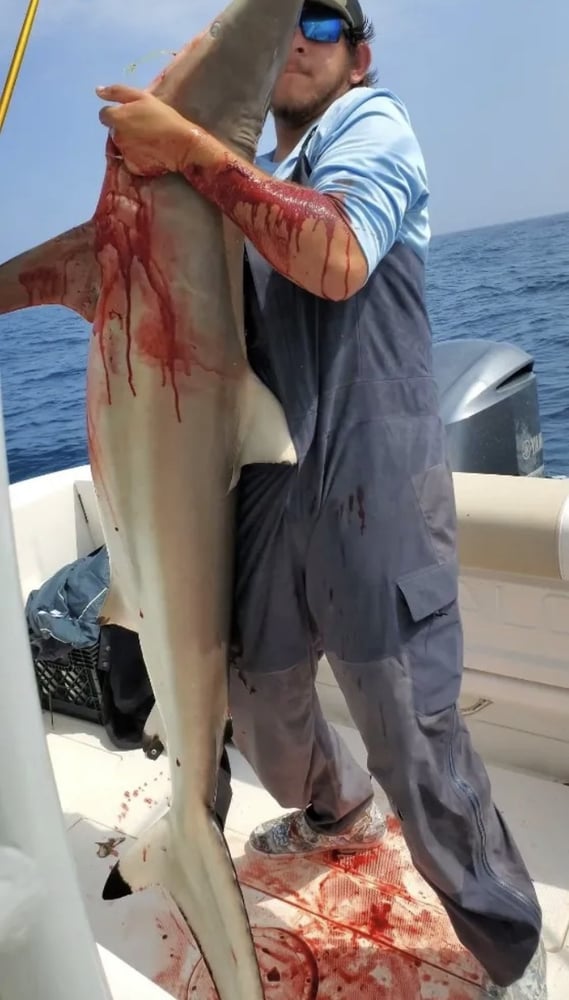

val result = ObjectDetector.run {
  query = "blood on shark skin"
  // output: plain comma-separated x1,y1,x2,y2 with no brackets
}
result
181,156,355,301
90,138,245,425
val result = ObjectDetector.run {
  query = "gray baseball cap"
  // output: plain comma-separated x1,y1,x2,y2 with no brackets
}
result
305,0,366,32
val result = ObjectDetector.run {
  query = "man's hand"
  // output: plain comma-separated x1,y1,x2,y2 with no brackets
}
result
96,84,195,177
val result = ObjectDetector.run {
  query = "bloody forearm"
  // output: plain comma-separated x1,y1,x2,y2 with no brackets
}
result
179,127,367,301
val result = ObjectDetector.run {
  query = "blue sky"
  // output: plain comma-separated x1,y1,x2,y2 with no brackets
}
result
1,0,567,263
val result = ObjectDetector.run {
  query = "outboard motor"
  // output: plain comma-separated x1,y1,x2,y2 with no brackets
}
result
433,339,544,476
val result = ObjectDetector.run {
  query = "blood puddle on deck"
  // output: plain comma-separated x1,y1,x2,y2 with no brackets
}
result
152,815,491,999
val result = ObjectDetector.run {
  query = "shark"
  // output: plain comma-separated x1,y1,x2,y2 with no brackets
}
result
0,1,305,997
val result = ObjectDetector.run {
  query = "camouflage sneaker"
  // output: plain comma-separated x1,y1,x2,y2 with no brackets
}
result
484,939,547,999
248,800,386,857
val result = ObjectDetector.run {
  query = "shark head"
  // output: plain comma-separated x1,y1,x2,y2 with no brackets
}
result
0,0,304,322
149,0,304,160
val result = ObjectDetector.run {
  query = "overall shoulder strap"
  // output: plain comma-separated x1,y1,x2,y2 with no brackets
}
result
290,125,318,184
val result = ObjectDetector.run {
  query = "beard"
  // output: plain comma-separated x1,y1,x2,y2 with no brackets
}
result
271,75,348,130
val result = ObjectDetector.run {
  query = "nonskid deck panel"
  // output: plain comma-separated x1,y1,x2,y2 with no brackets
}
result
95,817,491,999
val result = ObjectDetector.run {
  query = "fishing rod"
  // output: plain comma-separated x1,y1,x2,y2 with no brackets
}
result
0,0,41,132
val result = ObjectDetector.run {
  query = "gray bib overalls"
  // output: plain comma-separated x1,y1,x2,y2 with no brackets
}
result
222,133,541,989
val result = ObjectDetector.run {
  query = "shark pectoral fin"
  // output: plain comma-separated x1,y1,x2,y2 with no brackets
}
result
0,220,100,322
103,815,169,900
234,369,297,481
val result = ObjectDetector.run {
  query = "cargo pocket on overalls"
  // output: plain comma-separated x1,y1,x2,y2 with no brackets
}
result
396,560,463,716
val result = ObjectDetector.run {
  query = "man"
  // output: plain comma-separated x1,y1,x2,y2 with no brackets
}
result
96,2,546,996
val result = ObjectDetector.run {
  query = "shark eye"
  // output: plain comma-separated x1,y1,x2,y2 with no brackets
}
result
210,20,222,39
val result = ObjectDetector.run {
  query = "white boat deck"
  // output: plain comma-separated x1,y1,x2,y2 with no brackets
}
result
45,708,569,999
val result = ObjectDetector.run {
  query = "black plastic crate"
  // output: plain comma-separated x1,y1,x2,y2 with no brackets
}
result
34,642,105,724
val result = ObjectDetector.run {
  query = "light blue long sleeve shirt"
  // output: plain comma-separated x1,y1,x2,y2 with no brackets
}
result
256,87,431,279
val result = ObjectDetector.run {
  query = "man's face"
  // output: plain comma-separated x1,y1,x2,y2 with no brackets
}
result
271,5,356,128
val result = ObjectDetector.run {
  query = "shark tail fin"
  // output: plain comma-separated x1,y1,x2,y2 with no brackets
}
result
0,220,100,322
103,808,264,1000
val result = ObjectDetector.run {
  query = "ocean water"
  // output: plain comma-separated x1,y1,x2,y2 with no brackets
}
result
0,211,567,484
